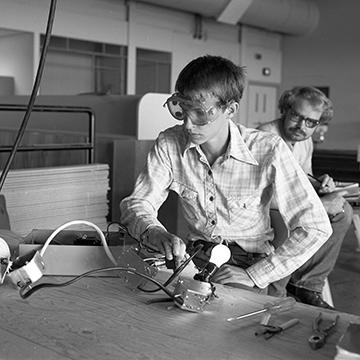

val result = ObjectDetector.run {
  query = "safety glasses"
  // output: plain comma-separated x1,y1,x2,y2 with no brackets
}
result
163,93,223,126
287,109,320,128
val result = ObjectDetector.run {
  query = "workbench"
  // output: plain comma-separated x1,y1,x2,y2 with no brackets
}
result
1,271,359,360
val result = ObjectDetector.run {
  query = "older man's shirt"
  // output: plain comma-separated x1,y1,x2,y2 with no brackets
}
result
120,121,332,288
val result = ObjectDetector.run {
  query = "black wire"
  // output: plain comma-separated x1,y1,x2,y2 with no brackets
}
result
104,221,144,249
0,0,57,192
104,221,130,244
137,243,204,293
19,266,175,300
164,243,204,286
105,221,129,236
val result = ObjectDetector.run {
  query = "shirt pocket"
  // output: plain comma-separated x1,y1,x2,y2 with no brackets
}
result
227,193,264,229
171,181,199,221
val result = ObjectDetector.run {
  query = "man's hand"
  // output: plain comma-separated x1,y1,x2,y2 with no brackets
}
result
210,264,255,288
316,173,336,194
320,191,346,219
142,226,186,268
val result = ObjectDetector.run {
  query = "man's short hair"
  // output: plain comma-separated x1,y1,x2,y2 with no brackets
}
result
278,86,334,125
175,55,246,106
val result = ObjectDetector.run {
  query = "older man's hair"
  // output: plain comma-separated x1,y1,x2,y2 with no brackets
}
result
278,86,334,124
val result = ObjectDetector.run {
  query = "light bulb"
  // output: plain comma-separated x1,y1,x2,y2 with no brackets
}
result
209,244,231,267
0,237,10,284
0,237,10,259
194,243,231,283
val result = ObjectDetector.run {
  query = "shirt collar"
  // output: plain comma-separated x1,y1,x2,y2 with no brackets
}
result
226,121,258,165
181,130,198,156
181,121,258,166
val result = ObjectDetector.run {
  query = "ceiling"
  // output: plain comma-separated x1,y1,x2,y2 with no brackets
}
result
136,0,320,36
138,0,231,19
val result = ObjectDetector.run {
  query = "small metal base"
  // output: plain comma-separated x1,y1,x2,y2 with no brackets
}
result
173,278,213,312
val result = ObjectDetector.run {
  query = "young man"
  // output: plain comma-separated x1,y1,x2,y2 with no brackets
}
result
120,56,332,295
258,86,353,308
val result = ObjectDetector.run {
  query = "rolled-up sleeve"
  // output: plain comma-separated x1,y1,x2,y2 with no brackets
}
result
246,139,332,288
120,132,173,239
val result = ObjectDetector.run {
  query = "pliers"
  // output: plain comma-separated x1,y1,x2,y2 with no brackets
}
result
255,318,300,340
308,312,339,350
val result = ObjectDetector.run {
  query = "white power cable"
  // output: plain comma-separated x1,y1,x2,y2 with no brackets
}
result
39,220,117,265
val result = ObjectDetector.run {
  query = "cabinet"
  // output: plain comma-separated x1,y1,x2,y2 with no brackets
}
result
112,138,179,234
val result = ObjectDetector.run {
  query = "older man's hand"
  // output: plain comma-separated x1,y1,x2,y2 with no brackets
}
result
316,173,336,194
320,191,347,220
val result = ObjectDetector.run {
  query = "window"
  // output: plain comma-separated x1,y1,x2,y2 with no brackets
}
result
40,35,127,95
136,48,171,95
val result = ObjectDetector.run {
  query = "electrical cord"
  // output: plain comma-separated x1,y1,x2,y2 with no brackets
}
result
17,223,206,306
0,0,57,192
137,243,204,293
40,220,117,265
163,243,203,287
19,266,175,300
29,220,203,300
106,221,129,233
105,221,130,243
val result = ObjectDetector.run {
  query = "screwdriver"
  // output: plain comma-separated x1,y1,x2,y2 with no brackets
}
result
227,296,296,322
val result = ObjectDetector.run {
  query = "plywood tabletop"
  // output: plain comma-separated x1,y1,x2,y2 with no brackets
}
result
0,274,359,360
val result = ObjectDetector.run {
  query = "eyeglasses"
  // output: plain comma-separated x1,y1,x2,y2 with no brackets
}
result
163,93,223,126
287,109,320,128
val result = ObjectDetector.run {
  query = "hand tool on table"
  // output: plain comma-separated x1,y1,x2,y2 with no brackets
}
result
227,296,296,322
308,312,339,350
255,318,300,340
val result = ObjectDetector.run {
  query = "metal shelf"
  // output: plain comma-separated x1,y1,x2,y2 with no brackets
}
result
0,104,95,164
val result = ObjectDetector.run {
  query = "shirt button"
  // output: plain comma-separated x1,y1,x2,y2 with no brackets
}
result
208,170,212,176
209,196,214,201
211,220,216,225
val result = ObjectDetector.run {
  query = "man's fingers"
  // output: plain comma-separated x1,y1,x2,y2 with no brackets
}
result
156,240,166,256
162,240,174,260
172,236,186,258
147,229,186,266
318,174,335,191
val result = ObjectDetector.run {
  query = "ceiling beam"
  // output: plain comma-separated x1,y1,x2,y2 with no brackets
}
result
217,0,253,25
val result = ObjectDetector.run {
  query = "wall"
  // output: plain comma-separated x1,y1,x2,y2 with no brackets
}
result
0,31,34,94
239,26,282,128
0,76,14,95
0,0,241,95
281,0,360,151
0,0,287,128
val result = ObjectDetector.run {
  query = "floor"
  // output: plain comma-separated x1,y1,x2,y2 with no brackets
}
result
329,209,360,316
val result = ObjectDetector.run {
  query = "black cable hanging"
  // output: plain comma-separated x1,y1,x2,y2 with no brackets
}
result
0,0,57,192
